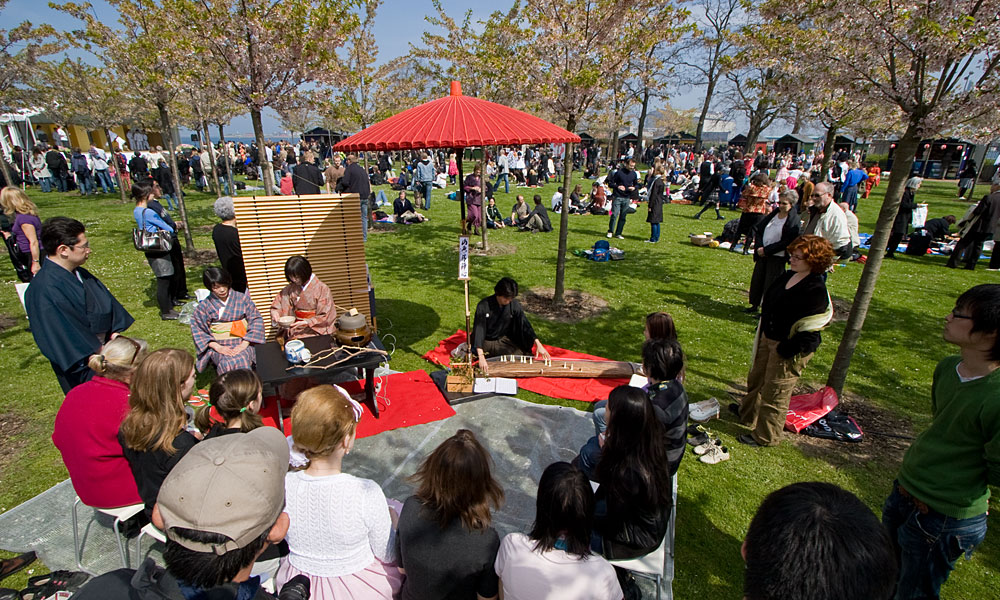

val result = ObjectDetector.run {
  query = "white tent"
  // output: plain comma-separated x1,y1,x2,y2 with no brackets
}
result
0,109,43,159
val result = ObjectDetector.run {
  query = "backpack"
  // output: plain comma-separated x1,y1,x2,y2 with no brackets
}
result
590,239,610,262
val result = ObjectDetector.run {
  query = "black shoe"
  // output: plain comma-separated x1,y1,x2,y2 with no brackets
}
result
945,262,958,269
172,299,186,307
180,294,193,300
738,433,762,447
728,402,740,416
161,310,180,321
743,306,759,314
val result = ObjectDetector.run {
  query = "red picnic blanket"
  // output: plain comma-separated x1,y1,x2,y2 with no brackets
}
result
422,330,629,403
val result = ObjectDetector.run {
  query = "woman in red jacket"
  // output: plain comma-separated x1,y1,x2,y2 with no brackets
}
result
53,336,148,508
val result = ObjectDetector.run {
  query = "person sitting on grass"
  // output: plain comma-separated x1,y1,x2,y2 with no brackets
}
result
191,267,265,375
194,368,264,438
919,214,957,240
396,429,504,600
521,194,552,233
278,384,403,598
393,190,426,224
472,277,551,371
508,195,529,227
486,197,506,229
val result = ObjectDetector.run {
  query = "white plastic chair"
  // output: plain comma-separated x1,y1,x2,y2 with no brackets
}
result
608,472,677,600
134,522,167,567
71,495,144,575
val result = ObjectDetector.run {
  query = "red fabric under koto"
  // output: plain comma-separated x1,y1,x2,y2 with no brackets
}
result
256,370,455,438
422,330,629,403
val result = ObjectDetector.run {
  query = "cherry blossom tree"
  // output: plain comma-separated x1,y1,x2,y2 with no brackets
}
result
757,0,1000,395
56,0,196,251
170,0,361,195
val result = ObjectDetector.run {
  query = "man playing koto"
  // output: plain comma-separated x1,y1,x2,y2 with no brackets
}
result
473,277,550,373
25,217,134,393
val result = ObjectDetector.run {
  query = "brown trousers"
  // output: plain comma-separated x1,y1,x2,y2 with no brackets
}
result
739,334,813,446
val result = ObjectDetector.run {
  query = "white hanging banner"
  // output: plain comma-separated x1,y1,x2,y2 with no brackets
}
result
458,236,470,280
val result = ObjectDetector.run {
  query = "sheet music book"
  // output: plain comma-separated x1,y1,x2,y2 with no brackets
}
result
474,377,518,395
628,374,648,389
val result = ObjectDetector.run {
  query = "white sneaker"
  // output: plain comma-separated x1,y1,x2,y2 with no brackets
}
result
689,397,720,422
693,438,721,455
699,444,730,464
606,232,613,238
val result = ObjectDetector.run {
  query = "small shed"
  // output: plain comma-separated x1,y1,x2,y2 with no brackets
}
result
729,134,747,148
833,135,869,155
303,127,347,145
577,132,596,147
774,133,815,155
886,137,976,179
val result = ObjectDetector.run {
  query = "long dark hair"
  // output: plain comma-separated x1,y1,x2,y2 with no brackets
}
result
529,462,594,558
595,386,672,507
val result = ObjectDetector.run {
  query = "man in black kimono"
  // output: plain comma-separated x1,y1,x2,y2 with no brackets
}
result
473,277,550,372
25,217,134,393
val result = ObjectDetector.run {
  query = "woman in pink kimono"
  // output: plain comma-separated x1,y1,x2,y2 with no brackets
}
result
191,267,265,373
270,255,338,341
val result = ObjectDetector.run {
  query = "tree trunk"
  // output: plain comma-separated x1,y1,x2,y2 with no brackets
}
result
107,127,129,204
694,77,717,152
251,108,275,195
791,104,803,134
202,120,221,198
218,123,235,196
744,117,764,155
636,87,650,155
158,102,195,252
820,123,838,182
610,131,620,163
554,116,577,306
826,125,921,396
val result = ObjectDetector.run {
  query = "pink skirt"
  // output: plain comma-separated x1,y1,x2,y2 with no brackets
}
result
276,559,404,600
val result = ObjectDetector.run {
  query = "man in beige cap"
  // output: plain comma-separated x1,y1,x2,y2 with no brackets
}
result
72,427,308,600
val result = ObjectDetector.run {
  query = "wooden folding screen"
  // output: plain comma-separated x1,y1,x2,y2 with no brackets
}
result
233,194,370,340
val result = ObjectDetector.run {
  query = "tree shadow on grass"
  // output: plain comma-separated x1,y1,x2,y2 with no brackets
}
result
375,298,442,358
675,490,744,598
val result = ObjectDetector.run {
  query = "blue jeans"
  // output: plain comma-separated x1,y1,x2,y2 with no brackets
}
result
54,173,67,192
592,399,608,435
607,196,630,236
496,172,509,194
650,222,660,242
361,198,370,242
375,190,390,207
882,483,987,600
76,173,94,195
576,435,601,482
419,181,432,209
219,175,231,196
95,169,115,193
162,193,178,210
39,176,52,192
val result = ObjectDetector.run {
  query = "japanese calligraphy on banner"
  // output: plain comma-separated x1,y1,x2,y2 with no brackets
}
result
458,236,470,280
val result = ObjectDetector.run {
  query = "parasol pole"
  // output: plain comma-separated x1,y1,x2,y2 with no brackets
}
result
478,149,487,251
456,146,467,235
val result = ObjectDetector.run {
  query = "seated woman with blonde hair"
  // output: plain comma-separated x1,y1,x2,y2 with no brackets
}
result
396,429,504,600
278,384,403,599
270,255,338,341
119,348,199,520
53,336,148,510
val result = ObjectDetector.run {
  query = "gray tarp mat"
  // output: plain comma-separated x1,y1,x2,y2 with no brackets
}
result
0,395,666,596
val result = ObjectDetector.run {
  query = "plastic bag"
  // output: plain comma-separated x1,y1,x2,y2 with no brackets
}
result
177,300,199,325
785,386,838,433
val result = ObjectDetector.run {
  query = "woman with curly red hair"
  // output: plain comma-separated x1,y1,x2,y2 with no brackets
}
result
733,235,834,447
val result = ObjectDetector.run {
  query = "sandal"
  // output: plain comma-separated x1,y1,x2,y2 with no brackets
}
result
0,588,18,600
18,586,47,600
0,552,36,581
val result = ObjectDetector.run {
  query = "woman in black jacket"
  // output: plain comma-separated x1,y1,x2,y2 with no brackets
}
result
747,190,800,313
735,235,834,447
645,165,666,243
886,177,919,258
591,385,673,560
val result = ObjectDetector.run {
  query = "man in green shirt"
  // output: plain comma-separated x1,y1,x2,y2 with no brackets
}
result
882,284,1000,599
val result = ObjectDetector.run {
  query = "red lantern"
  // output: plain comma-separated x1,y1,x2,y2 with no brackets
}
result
957,145,963,150
890,143,896,149
940,144,947,150
924,143,931,149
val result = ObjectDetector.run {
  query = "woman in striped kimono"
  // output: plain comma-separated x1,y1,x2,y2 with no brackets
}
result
270,255,338,341
191,267,265,374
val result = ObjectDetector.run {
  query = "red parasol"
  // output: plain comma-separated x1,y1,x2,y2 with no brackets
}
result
334,81,580,151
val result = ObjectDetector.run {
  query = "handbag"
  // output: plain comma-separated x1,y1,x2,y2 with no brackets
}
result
132,208,173,252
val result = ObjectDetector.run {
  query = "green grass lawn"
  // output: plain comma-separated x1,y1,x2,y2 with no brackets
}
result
1,169,997,597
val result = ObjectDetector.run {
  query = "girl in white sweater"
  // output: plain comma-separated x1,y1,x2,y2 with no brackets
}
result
277,384,402,599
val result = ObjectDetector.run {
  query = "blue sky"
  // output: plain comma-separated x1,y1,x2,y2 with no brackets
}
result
5,0,735,140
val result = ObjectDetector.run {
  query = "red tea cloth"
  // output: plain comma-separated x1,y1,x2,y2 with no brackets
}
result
253,370,455,438
422,330,629,403
785,386,839,433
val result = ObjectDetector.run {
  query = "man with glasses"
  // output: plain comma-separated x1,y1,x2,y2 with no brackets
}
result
882,284,1000,599
804,182,852,259
25,217,134,393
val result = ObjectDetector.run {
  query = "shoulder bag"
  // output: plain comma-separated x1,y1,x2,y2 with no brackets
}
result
132,208,173,252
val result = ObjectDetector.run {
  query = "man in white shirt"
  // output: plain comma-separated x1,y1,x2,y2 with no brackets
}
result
805,182,852,259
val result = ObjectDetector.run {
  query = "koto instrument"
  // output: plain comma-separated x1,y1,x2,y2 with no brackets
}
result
485,356,641,379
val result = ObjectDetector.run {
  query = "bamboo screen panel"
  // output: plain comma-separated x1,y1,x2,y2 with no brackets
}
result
233,193,369,340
